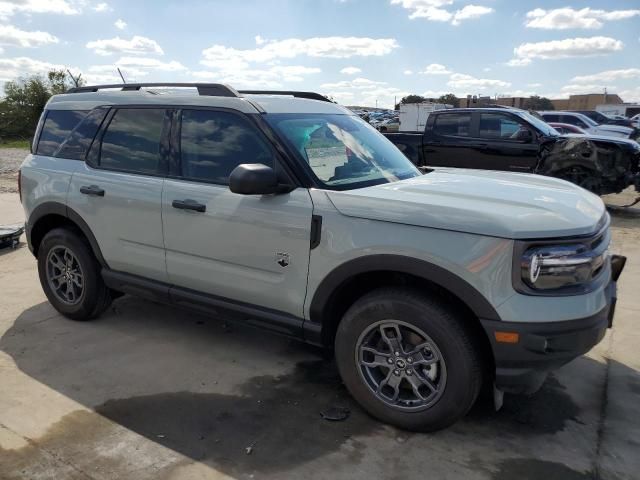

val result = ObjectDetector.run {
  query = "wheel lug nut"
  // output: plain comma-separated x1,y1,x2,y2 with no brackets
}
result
407,358,413,364
393,369,400,376
406,369,413,375
387,358,394,364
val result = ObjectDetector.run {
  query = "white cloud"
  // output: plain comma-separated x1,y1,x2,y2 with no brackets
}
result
451,5,493,25
0,0,81,18
404,69,413,75
525,7,640,30
321,77,387,90
201,36,398,69
571,68,640,84
559,83,612,96
87,56,187,82
114,19,127,30
506,58,532,67
86,36,164,56
0,56,67,81
192,65,321,89
420,63,451,75
391,0,493,25
527,83,542,88
619,86,640,103
94,2,110,12
510,36,624,65
0,25,58,47
340,66,362,75
319,75,409,108
447,73,510,91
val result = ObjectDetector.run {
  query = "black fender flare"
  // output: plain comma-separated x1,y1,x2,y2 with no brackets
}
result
308,254,501,326
27,201,108,267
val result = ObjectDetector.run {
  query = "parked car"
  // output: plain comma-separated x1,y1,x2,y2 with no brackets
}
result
539,111,640,141
573,110,636,128
384,107,640,195
21,84,625,432
377,117,400,132
630,114,640,128
547,122,588,135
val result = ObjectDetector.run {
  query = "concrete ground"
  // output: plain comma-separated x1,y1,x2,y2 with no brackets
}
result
1,190,639,480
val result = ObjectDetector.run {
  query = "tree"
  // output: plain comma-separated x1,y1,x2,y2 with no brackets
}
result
524,95,554,111
437,93,459,108
0,70,84,140
400,94,427,105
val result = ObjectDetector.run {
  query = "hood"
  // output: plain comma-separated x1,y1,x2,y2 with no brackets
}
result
561,133,640,150
326,168,605,239
592,124,633,136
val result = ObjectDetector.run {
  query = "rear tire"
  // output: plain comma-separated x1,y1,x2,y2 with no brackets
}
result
37,228,111,321
335,287,483,432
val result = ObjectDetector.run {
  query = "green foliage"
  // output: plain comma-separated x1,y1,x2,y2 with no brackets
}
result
0,70,84,141
400,94,427,105
437,93,460,108
524,95,554,111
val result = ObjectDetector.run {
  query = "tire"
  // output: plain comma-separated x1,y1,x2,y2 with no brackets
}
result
37,227,111,321
335,287,483,432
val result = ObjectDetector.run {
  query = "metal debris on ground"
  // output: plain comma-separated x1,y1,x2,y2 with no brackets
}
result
320,406,351,421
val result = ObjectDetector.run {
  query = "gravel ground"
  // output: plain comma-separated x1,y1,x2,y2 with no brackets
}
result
0,147,28,193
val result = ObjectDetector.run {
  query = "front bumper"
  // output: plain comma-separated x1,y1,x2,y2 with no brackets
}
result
481,255,626,394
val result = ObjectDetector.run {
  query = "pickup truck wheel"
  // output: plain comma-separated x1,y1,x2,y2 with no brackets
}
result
335,287,482,431
37,228,111,321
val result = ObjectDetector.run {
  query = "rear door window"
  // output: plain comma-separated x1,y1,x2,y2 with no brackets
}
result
99,108,166,174
432,113,471,137
36,110,88,156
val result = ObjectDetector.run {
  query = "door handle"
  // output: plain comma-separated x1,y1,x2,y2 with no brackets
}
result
172,199,206,212
80,185,105,197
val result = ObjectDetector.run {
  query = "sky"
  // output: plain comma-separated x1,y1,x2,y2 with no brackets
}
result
0,0,639,109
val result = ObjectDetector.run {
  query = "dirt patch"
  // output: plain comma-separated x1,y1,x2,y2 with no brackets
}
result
0,148,27,194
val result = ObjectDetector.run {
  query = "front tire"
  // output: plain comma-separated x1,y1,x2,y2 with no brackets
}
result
37,228,111,321
335,287,483,431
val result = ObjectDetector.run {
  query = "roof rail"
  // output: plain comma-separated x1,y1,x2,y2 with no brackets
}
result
239,90,333,103
66,83,241,97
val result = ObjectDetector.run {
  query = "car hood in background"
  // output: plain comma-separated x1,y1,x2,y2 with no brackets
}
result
592,125,633,137
560,133,640,149
325,169,605,239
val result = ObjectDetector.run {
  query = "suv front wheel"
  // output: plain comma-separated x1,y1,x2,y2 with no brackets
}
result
335,287,483,431
37,228,112,321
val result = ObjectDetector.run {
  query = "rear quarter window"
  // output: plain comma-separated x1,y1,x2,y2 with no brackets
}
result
36,110,88,156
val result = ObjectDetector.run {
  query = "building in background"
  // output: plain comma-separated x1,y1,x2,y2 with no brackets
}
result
551,93,623,111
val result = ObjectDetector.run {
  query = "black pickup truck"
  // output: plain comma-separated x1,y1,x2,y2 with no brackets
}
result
384,107,640,195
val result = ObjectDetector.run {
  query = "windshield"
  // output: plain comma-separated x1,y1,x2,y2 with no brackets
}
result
265,113,421,190
515,110,560,137
576,114,599,127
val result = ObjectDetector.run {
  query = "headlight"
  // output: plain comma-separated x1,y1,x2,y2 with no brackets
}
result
514,222,611,295
521,244,607,290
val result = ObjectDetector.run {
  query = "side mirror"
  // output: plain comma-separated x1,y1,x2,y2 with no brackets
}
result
517,129,534,143
229,163,279,195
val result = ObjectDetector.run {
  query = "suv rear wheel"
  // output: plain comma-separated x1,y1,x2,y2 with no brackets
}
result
335,287,482,431
37,228,112,321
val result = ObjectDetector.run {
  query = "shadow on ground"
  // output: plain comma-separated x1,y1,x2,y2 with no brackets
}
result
1,297,635,479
